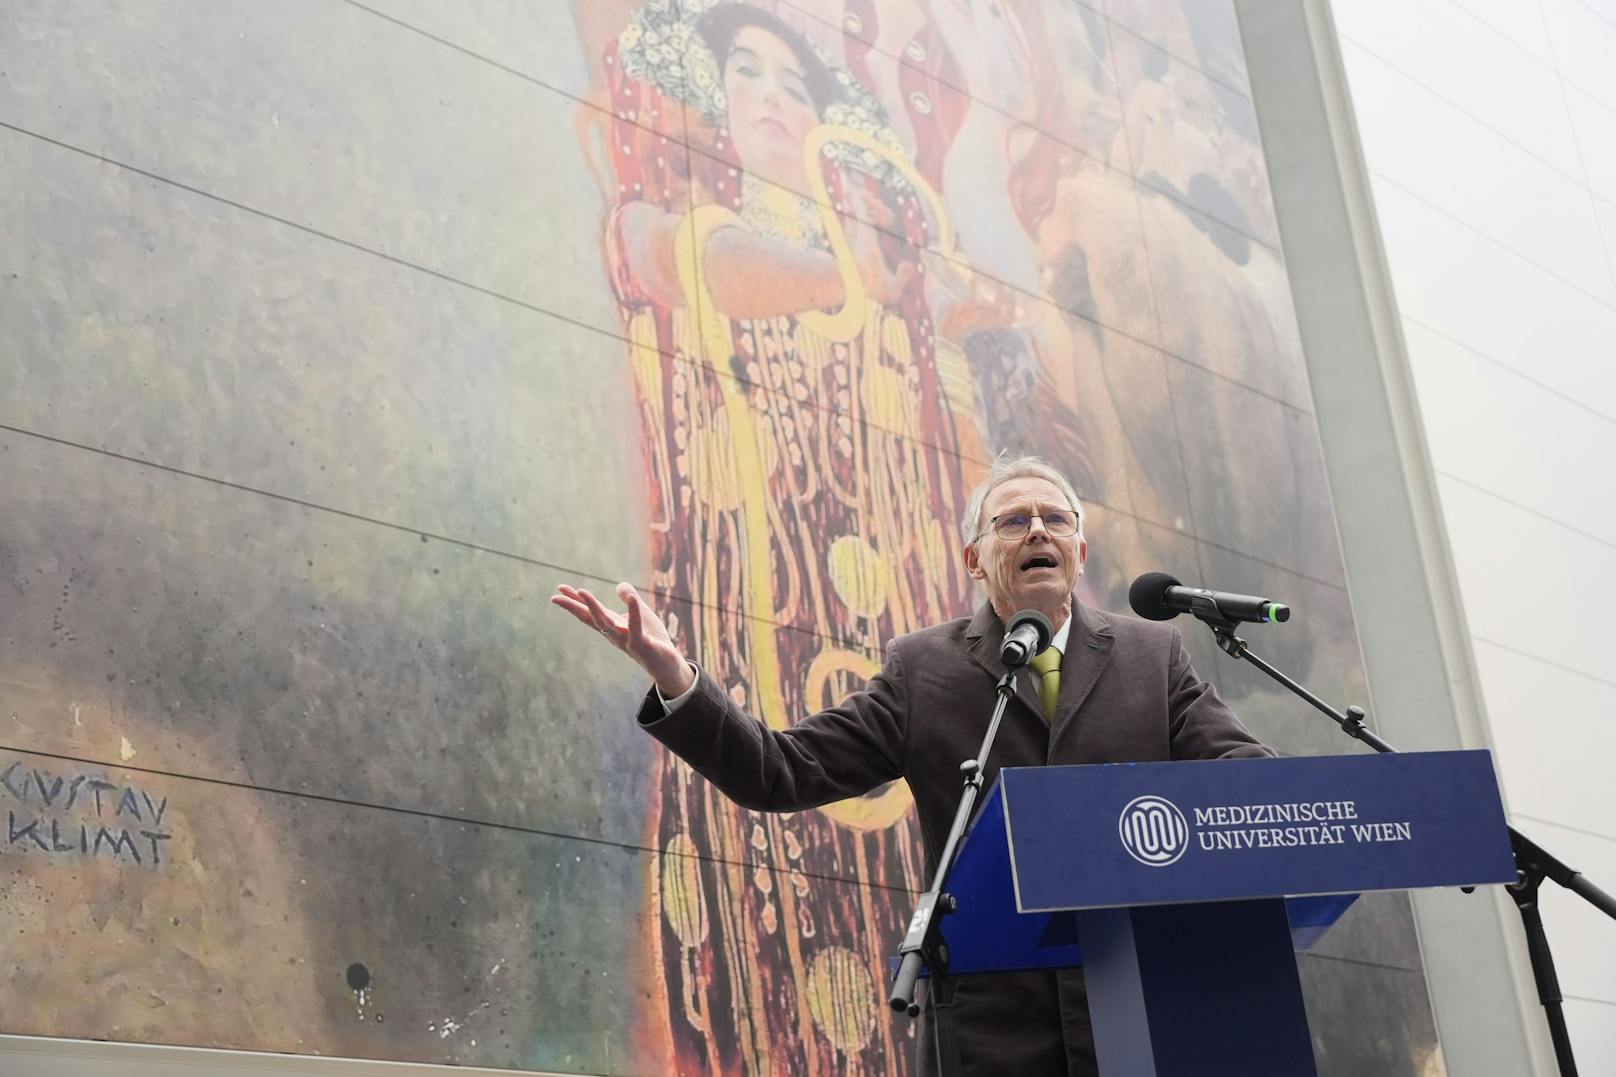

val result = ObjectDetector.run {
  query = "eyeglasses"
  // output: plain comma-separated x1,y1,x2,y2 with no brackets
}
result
973,509,1080,543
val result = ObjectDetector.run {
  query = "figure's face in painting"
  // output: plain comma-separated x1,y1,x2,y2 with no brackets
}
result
964,476,1088,628
723,25,819,190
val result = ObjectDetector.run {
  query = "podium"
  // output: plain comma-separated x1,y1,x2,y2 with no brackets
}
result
916,750,1517,1076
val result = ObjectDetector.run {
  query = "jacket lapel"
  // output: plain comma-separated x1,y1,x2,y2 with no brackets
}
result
1048,602,1115,758
963,602,1047,724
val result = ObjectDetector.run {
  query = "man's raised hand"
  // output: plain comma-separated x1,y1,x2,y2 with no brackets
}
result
550,582,696,698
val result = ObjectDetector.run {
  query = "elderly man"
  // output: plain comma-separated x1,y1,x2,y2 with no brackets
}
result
552,454,1272,1076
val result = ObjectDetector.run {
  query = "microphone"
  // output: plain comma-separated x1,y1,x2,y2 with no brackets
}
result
1000,609,1054,668
1128,572,1290,626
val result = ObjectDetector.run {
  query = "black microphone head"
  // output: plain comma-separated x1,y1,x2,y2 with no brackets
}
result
1128,572,1182,621
1006,609,1054,654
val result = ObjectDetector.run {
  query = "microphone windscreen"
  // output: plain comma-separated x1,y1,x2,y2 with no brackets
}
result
1128,572,1181,621
1006,608,1054,652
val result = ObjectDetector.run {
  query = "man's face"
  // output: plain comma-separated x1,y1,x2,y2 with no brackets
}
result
964,476,1087,624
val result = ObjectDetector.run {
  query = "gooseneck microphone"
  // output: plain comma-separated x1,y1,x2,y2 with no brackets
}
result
1000,609,1054,668
1128,572,1290,626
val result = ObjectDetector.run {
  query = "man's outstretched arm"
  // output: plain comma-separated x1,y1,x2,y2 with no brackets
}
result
551,582,906,811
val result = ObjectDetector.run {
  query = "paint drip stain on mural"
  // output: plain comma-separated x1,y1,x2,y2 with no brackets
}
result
0,756,173,866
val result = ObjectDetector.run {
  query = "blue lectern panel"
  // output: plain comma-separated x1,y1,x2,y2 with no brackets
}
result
1285,892,1361,950
1003,750,1516,912
938,783,1363,975
942,781,1086,975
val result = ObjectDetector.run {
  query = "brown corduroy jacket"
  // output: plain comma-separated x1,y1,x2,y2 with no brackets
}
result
638,598,1274,1076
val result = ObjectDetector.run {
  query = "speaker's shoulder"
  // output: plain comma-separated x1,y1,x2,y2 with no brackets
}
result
1084,604,1178,648
890,615,975,654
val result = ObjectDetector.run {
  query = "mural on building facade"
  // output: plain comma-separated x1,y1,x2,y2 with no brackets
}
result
0,1,1442,1074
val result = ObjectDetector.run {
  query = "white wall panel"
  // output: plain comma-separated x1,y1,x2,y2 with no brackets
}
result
1434,474,1616,680
1576,0,1616,25
1472,639,1616,834
1538,0,1616,112
1561,999,1616,1068
1564,84,1616,205
1343,43,1616,302
1404,320,1616,544
1598,196,1616,276
1332,0,1583,176
1447,0,1556,64
1370,179,1616,418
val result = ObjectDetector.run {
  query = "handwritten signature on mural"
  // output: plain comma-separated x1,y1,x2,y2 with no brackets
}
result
1,757,173,867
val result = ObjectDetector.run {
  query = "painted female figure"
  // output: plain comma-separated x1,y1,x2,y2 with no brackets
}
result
599,1,982,1070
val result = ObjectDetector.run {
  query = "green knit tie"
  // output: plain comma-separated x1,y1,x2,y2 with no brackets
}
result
1029,646,1062,721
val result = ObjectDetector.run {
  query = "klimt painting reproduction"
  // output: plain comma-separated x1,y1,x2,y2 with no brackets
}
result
0,0,1443,1073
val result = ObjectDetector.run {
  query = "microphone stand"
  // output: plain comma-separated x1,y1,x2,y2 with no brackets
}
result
1196,612,1616,1077
889,668,1021,1077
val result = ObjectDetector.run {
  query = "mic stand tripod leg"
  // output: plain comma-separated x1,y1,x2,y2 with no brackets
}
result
1507,862,1578,1076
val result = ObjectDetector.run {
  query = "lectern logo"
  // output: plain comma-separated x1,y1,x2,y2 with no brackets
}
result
1119,795,1190,867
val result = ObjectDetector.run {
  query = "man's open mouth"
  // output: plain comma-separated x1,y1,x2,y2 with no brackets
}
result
1020,555,1059,571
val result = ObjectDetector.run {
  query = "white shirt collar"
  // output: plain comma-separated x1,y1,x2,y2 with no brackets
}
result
1051,610,1073,654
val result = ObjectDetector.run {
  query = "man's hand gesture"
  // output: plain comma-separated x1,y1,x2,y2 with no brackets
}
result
550,582,696,699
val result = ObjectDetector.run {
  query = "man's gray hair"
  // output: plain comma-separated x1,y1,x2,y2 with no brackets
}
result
960,453,1085,545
